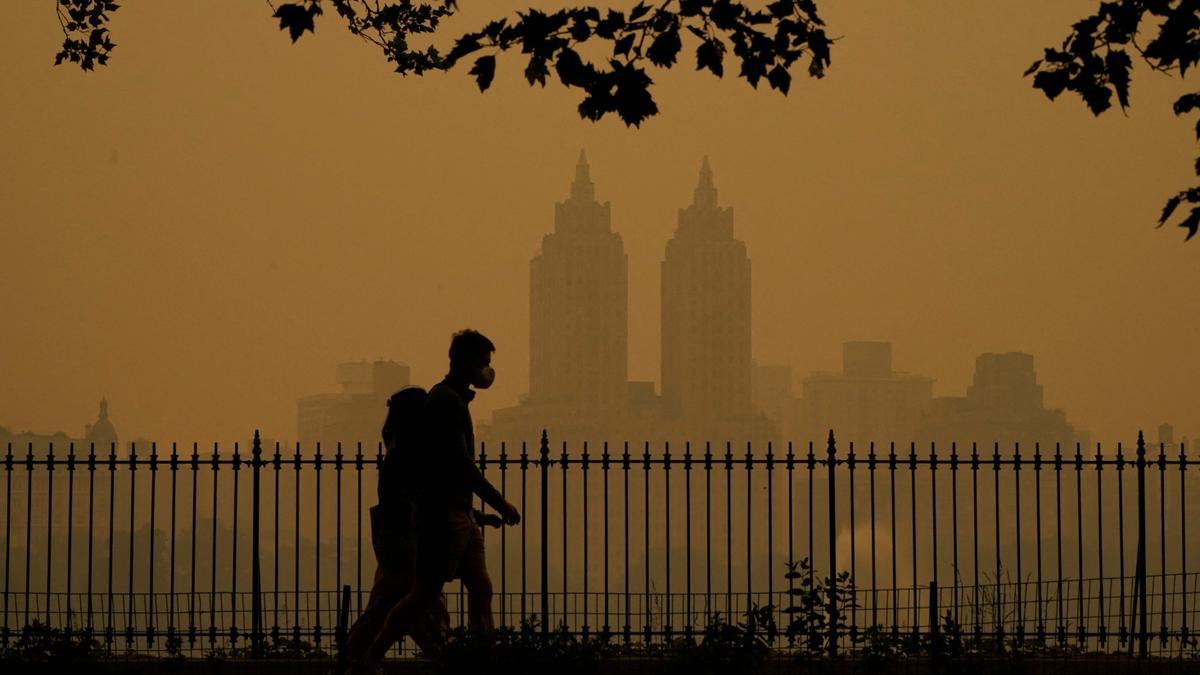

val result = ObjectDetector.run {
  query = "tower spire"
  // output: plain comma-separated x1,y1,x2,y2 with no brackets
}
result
570,149,595,202
693,155,718,208
99,396,108,421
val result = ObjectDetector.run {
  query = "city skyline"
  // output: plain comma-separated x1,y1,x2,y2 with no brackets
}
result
3,138,1194,445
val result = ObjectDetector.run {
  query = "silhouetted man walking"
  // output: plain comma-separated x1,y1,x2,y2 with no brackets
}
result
365,329,520,663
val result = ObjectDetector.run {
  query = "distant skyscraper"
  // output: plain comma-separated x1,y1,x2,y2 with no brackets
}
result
795,342,934,445
529,150,629,416
752,362,794,436
1157,422,1175,445
917,352,1084,447
660,158,756,439
297,360,411,445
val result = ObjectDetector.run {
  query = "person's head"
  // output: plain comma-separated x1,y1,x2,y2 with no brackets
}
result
381,386,427,444
448,328,496,389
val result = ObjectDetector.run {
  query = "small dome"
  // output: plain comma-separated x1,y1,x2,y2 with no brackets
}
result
85,398,118,448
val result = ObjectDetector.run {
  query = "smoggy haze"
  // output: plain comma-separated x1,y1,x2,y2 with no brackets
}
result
1,1,1196,445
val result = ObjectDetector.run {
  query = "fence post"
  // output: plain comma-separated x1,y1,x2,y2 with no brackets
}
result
1135,430,1148,659
929,580,939,658
251,430,264,658
827,430,838,657
540,430,550,636
336,584,351,671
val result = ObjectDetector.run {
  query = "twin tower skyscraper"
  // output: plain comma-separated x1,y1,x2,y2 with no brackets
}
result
479,152,776,446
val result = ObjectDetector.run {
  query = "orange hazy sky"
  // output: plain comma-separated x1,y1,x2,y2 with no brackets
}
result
1,1,1196,445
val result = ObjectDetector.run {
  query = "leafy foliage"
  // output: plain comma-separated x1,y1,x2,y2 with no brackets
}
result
1027,1,1200,241
434,615,617,675
51,2,1200,241
434,609,778,674
54,1,834,128
0,621,104,663
781,556,858,656
655,605,778,673
229,635,327,659
54,0,118,70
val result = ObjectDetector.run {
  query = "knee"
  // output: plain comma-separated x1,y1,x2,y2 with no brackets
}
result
466,576,493,600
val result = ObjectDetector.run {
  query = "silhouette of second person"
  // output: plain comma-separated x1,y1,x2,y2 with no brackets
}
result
365,328,520,662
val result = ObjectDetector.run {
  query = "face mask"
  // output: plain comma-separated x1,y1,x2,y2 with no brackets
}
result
475,365,495,389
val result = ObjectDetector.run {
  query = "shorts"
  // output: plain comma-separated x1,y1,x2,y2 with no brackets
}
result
415,508,487,584
370,504,417,577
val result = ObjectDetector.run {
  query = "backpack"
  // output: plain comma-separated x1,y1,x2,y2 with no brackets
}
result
377,386,429,526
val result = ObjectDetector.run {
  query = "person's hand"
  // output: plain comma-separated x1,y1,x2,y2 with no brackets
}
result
496,500,521,526
475,511,504,528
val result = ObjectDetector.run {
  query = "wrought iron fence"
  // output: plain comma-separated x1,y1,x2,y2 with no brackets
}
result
1,430,1197,658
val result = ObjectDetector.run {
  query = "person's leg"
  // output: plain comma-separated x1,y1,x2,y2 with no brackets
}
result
342,565,403,664
407,595,448,654
364,516,459,663
437,592,450,635
404,580,449,655
456,515,494,633
351,566,443,659
342,508,408,670
366,575,445,663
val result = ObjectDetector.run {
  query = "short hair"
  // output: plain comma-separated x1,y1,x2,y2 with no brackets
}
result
449,328,495,368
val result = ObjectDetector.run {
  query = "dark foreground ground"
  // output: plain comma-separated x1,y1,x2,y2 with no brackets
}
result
1,658,1197,675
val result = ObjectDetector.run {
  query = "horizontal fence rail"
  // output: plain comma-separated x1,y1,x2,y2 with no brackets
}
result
1,430,1197,659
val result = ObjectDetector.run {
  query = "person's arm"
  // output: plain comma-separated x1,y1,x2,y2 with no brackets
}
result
428,392,507,511
450,428,507,511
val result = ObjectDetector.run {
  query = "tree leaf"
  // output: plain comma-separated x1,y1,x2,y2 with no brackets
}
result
1105,49,1132,109
577,79,613,121
1180,207,1200,241
679,0,704,18
768,0,795,19
767,64,791,94
1032,69,1069,100
613,64,658,126
711,0,743,30
470,54,496,91
697,38,725,77
740,55,767,88
808,28,830,77
647,28,682,67
1174,92,1200,116
595,9,625,39
555,48,590,87
614,33,636,58
1159,194,1182,225
273,3,319,43
525,55,549,86
569,18,591,42
1079,78,1113,115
